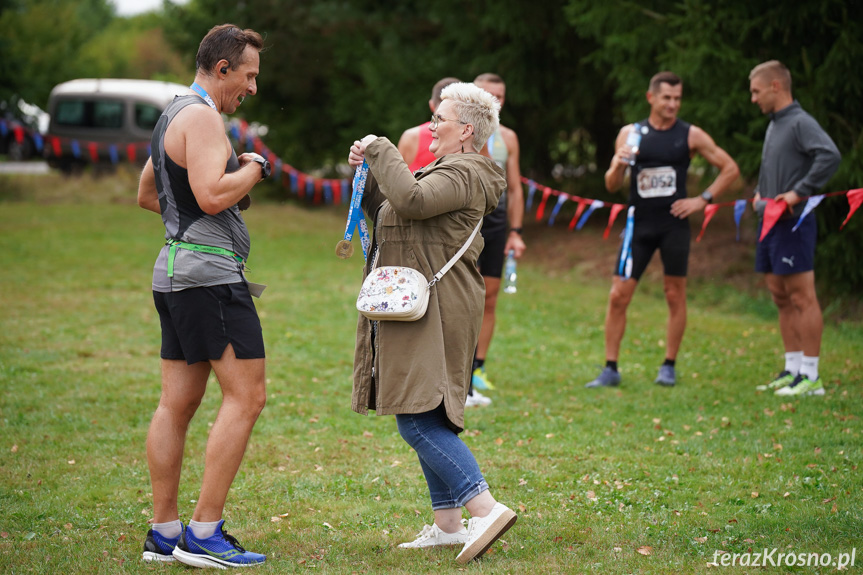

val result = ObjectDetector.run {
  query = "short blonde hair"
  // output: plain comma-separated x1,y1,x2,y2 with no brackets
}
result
749,60,792,92
440,82,500,152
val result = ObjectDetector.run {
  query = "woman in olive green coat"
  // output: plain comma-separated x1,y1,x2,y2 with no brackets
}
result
348,83,517,563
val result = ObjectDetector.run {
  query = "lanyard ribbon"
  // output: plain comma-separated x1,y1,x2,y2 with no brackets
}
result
618,206,635,279
342,160,371,261
190,82,217,111
166,238,244,278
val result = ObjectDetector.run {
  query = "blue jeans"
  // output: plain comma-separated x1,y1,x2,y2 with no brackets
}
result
396,404,489,510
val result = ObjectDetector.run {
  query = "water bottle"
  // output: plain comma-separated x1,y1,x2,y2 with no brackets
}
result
625,122,643,166
503,250,517,294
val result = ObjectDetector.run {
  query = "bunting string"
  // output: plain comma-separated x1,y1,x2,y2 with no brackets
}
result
2,116,860,234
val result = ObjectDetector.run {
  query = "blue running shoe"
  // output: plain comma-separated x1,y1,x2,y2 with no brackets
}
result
142,524,183,562
655,364,676,386
585,366,621,388
172,520,265,568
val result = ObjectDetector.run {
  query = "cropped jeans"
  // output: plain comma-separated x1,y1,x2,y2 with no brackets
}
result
395,403,489,510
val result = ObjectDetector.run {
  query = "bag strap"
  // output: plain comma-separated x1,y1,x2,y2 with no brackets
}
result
428,220,482,287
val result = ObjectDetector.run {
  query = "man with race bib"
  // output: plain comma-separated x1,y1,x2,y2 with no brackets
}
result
585,71,739,389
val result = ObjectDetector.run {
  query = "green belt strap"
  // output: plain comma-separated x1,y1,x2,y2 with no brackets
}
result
166,239,244,278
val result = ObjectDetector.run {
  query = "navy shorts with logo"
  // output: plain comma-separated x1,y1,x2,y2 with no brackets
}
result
154,282,265,365
755,214,816,275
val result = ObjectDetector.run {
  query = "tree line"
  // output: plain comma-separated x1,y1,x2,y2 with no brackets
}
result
2,0,860,292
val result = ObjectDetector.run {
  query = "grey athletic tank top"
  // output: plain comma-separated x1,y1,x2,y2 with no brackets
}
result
150,95,250,292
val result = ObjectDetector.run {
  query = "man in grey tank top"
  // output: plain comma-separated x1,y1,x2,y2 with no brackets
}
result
136,24,271,568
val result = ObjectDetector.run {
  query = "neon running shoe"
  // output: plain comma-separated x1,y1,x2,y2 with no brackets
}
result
471,366,495,390
585,366,621,388
172,520,265,568
756,370,795,391
654,364,676,386
774,374,825,397
142,524,183,562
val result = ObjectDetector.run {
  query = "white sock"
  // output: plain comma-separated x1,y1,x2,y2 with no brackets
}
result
784,351,803,375
189,519,221,539
152,519,182,538
800,356,819,381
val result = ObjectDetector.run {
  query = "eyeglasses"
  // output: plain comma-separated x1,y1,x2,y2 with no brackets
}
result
430,113,467,129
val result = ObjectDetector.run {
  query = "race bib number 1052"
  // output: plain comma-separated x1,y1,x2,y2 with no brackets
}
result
636,166,676,198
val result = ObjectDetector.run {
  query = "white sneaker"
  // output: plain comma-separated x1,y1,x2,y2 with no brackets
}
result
397,521,468,549
456,503,517,564
465,390,492,408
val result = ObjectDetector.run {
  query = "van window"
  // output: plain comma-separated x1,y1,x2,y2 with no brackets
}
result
54,99,124,129
135,103,162,130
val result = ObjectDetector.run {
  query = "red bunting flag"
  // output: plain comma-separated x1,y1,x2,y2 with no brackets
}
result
759,199,788,241
603,203,625,240
297,174,306,199
840,188,863,229
126,144,137,162
51,136,61,157
88,142,99,163
535,188,553,221
696,204,720,242
313,178,323,205
568,199,589,231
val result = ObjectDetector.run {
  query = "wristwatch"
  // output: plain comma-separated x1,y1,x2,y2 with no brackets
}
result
700,190,713,203
249,153,271,179
510,227,523,235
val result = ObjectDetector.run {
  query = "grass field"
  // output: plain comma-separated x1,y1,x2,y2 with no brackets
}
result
1,170,861,574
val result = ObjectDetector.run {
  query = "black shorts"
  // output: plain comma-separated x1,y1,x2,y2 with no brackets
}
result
615,212,690,280
755,215,816,275
153,283,265,365
476,225,507,278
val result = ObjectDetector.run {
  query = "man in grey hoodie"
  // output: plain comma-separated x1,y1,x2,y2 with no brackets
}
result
749,60,841,397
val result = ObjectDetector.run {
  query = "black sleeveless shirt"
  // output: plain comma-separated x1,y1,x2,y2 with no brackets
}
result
629,118,691,214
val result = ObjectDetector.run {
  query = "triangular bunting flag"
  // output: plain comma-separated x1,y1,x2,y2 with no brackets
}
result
576,200,604,230
696,204,720,242
603,204,625,240
792,195,824,232
759,199,788,241
840,188,863,229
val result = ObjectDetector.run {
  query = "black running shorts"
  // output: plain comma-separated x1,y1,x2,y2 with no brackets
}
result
476,225,508,278
614,212,691,280
153,283,265,365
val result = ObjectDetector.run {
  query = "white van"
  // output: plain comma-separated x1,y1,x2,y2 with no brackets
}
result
45,78,187,172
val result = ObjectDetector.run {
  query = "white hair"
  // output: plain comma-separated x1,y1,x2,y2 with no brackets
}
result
440,82,501,152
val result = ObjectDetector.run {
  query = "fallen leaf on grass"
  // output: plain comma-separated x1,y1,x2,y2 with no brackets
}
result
11,445,18,453
64,524,72,530
495,437,504,445
117,535,126,543
694,537,708,543
751,492,759,498
271,517,281,522
518,478,528,486
362,431,373,438
0,532,8,538
637,546,652,555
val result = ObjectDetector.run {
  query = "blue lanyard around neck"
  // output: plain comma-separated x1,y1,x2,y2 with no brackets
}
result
190,82,217,111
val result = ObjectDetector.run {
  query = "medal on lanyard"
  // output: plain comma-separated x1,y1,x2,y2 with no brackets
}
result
618,206,635,279
336,160,370,260
190,83,217,111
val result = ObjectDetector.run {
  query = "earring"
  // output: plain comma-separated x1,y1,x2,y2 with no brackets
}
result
461,144,465,153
